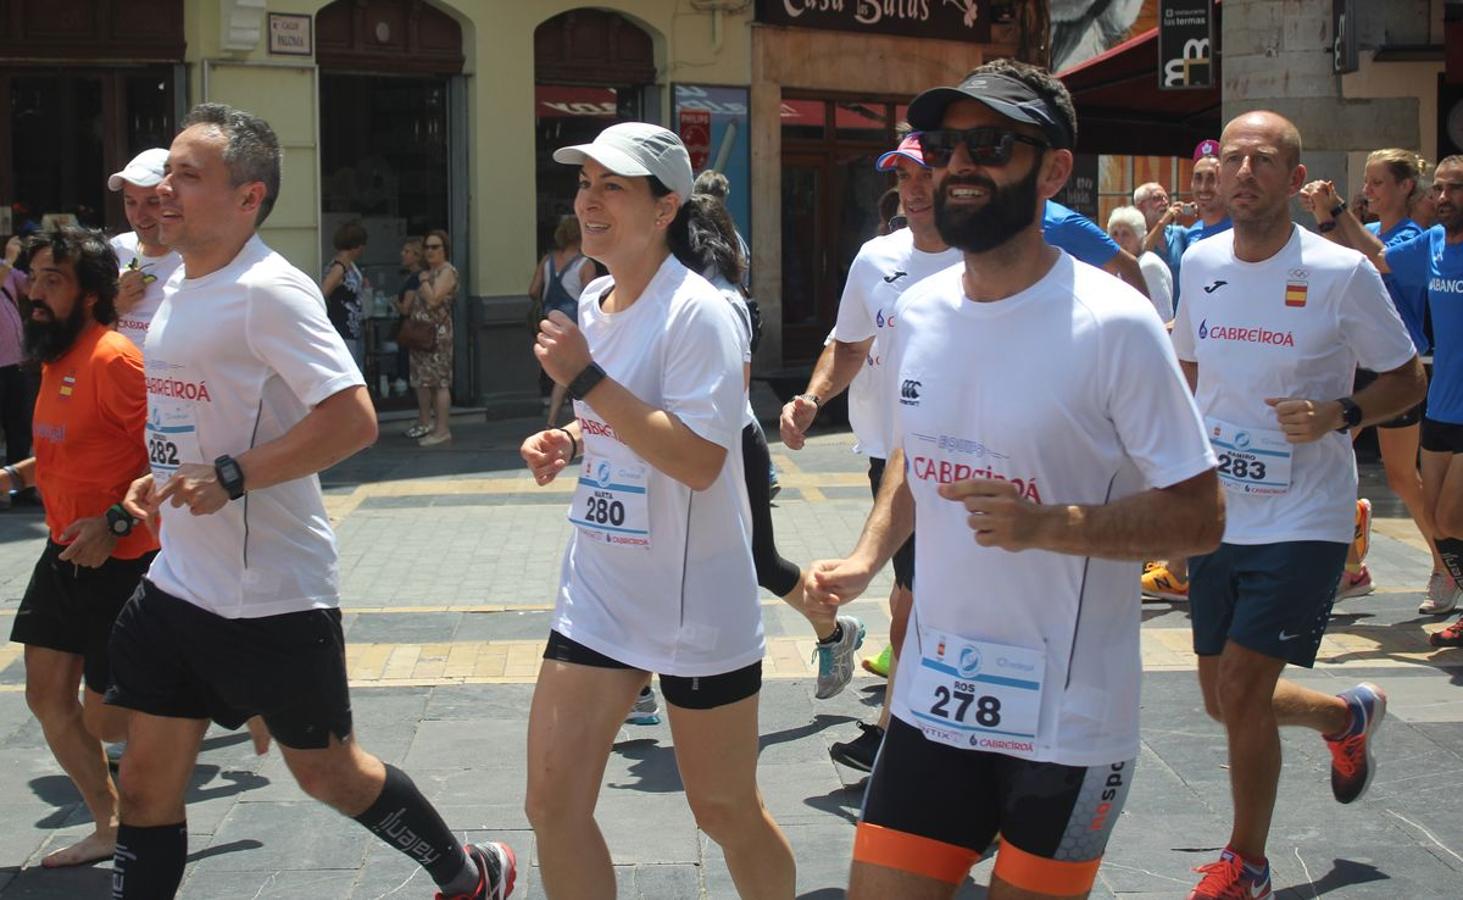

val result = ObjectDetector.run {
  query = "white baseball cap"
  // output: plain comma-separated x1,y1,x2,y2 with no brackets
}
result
553,122,694,200
107,148,169,191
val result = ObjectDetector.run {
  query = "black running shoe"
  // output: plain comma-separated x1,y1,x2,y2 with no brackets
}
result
829,723,884,773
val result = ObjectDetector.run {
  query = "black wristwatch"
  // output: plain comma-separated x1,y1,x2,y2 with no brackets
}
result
105,503,135,537
568,362,608,401
214,454,246,500
1335,396,1363,432
1318,200,1347,233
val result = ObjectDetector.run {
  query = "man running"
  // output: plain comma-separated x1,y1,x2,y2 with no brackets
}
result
1171,111,1425,899
107,104,514,899
107,148,183,351
1313,154,1463,645
780,131,962,769
807,60,1224,899
6,229,156,868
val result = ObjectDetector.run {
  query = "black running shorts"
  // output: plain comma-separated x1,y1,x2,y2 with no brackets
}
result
1421,417,1463,453
543,630,761,710
855,717,1133,894
9,541,155,694
867,457,915,591
106,580,353,750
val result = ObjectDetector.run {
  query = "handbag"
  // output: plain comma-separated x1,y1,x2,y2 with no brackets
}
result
396,317,437,352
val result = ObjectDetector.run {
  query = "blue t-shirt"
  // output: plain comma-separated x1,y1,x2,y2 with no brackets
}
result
1170,216,1233,309
1042,200,1120,267
1387,225,1463,423
1367,219,1428,354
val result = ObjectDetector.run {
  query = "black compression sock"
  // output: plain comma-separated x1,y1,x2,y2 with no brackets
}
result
354,764,472,890
818,622,844,645
112,822,187,900
1436,538,1463,583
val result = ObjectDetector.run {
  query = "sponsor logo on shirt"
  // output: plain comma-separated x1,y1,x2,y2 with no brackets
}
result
1430,276,1463,293
1197,319,1295,347
930,433,1010,460
59,374,76,397
1202,280,1228,294
579,417,625,444
146,376,213,401
899,379,922,405
34,422,65,443
117,317,150,334
909,455,1043,502
882,271,908,284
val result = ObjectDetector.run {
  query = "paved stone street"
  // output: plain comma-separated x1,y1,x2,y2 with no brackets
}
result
0,401,1459,898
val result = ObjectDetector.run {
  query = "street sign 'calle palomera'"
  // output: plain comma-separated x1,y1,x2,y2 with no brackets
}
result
757,0,993,44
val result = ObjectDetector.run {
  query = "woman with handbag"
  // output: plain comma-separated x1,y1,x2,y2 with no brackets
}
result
406,229,456,446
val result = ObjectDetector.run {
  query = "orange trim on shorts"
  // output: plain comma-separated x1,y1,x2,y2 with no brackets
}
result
853,822,979,885
993,836,1102,896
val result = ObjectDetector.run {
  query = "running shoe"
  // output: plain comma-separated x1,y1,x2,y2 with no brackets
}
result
1352,498,1372,564
1335,565,1374,600
769,476,782,501
625,686,661,725
829,722,884,773
861,644,893,678
1326,682,1386,804
1141,562,1189,601
106,742,125,771
437,841,516,900
1187,848,1271,899
1429,615,1463,648
812,615,866,700
1420,572,1460,615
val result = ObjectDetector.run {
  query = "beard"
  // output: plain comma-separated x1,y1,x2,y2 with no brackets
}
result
23,300,90,364
933,162,1042,254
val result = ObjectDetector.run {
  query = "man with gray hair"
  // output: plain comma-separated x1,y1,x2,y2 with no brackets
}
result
105,104,515,900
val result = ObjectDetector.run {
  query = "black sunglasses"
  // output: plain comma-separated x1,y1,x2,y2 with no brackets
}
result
917,128,1049,168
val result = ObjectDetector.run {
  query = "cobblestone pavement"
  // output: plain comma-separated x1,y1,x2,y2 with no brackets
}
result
0,403,1459,898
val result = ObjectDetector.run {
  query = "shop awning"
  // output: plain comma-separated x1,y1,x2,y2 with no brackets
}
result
1057,8,1222,157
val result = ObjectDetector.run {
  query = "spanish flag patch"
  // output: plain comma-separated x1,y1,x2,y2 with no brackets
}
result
1284,282,1307,308
59,374,76,397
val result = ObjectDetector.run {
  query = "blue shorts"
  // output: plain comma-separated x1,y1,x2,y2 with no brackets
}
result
1188,541,1348,667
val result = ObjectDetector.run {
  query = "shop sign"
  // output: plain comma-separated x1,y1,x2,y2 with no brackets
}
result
756,0,991,43
1052,154,1099,221
268,13,313,57
1158,0,1214,90
680,109,713,172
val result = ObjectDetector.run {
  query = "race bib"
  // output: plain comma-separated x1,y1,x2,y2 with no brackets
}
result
1206,416,1292,496
146,401,201,484
568,454,651,548
908,628,1045,758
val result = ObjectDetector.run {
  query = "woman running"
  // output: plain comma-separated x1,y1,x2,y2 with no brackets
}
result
520,122,796,899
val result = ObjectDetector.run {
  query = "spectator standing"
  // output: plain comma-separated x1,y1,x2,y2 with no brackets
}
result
528,217,595,426
0,236,29,508
1108,205,1174,320
321,220,368,371
410,229,456,446
395,237,431,437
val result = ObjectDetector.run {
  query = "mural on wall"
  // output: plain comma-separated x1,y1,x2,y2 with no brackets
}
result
1051,0,1151,72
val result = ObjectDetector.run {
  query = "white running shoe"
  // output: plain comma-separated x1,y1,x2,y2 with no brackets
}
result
625,686,661,725
812,615,866,700
1420,572,1461,615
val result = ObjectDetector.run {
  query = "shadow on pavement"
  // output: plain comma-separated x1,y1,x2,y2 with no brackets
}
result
759,714,859,754
1283,858,1387,896
607,738,682,794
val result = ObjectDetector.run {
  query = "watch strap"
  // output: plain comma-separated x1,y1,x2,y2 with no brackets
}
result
568,362,607,402
1335,396,1363,431
214,454,246,500
105,503,135,536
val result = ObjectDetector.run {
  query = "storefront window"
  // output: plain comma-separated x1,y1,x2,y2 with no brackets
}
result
781,99,826,141
834,101,888,142
673,85,751,245
534,84,637,258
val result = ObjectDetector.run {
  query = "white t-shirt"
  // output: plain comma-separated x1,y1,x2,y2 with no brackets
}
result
110,232,182,352
830,228,962,458
1138,250,1174,321
144,236,364,618
1172,226,1417,545
558,254,762,676
888,252,1216,767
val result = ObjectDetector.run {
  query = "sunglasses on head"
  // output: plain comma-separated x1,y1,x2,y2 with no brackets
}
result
917,127,1049,168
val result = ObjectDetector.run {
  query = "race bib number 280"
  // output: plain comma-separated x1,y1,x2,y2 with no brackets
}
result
908,629,1045,758
568,455,651,549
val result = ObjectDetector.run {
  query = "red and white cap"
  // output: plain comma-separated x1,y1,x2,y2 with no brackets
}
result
875,133,928,171
1193,139,1220,161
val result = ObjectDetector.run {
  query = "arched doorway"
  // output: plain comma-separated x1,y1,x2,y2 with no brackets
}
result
533,9,656,258
316,0,466,407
